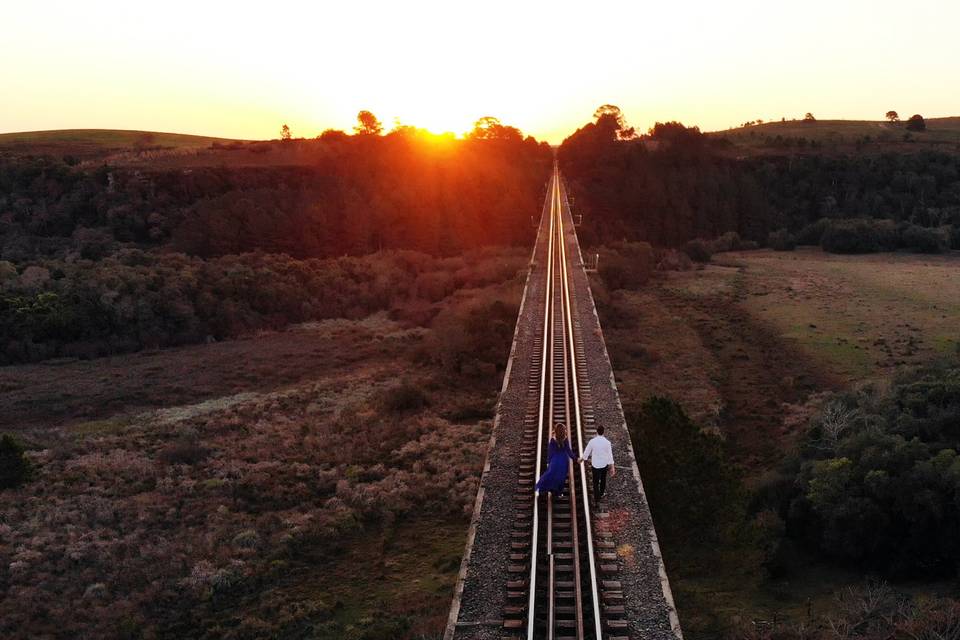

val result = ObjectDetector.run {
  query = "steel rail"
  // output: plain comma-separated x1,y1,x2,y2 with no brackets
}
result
527,168,557,640
528,167,601,640
548,165,580,640
546,169,562,640
556,176,604,639
553,171,586,640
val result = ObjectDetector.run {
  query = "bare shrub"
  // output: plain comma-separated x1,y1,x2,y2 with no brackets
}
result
814,401,858,451
710,231,743,253
427,293,518,376
389,298,437,328
655,248,694,271
897,597,960,639
598,242,654,290
413,271,456,303
903,224,951,253
379,382,429,414
768,229,797,251
157,437,208,465
684,238,713,263
820,218,899,254
795,218,831,246
232,529,260,549
0,434,32,489
827,581,900,639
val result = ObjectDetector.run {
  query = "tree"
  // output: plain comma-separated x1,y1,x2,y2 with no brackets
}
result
593,104,623,122
592,104,635,140
469,116,523,141
885,110,900,123
647,121,705,150
280,124,291,141
354,110,383,136
777,362,960,575
470,116,500,139
318,128,348,142
906,114,926,131
0,434,32,489
627,397,743,544
803,112,816,123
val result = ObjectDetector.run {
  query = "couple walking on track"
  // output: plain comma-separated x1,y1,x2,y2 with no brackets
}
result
534,423,616,502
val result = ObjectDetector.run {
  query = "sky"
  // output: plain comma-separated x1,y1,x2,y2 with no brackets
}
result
2,0,959,144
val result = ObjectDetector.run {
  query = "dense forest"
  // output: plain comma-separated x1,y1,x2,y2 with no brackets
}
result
1,129,551,260
0,124,552,363
559,108,960,251
7,109,960,365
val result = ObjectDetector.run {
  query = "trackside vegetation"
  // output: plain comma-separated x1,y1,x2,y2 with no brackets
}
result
625,363,960,638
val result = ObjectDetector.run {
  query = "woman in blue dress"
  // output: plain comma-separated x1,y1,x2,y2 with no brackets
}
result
535,423,575,497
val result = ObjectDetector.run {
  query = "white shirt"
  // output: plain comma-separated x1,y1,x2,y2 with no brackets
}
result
582,435,614,469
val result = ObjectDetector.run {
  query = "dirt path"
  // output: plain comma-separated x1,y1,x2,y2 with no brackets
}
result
0,314,421,433
602,264,842,471
660,284,841,469
604,249,960,470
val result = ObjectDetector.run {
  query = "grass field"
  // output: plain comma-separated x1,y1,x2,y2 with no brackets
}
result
718,249,960,381
0,265,522,639
598,248,960,636
0,128,242,158
710,117,960,151
0,314,484,638
0,128,362,168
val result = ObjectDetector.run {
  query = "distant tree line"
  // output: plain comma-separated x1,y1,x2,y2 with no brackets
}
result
0,118,550,364
559,114,771,247
558,107,960,251
769,217,958,254
0,247,526,364
0,125,551,263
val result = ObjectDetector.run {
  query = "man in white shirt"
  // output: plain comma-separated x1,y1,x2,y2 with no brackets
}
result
578,425,615,502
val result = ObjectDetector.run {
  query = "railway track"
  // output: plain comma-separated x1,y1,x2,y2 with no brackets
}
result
503,166,626,639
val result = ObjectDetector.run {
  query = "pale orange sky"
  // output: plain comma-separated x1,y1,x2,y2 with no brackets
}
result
2,0,959,143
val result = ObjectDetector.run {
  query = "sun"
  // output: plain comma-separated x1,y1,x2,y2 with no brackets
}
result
387,107,475,137
377,88,483,137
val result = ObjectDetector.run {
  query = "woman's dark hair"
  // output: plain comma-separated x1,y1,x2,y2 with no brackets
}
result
553,423,568,447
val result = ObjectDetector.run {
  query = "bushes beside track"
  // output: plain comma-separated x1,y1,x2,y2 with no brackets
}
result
0,247,527,365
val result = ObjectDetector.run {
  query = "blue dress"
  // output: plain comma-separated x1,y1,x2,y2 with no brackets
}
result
535,438,575,494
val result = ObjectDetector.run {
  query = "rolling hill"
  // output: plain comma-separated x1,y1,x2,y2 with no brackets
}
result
0,128,243,158
710,117,960,152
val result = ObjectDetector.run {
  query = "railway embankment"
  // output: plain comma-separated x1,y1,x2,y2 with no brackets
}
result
445,171,681,640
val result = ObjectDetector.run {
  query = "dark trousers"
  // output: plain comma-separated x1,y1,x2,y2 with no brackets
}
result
592,465,609,501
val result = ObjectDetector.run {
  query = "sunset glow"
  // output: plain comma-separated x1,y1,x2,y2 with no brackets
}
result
2,0,959,142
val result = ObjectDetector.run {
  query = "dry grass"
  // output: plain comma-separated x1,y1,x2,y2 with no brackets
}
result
0,319,408,434
0,258,523,638
600,286,724,428
600,248,960,637
720,249,960,381
0,129,240,159
711,117,960,152
622,248,960,465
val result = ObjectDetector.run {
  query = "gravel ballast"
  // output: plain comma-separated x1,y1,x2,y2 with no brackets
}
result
445,175,682,640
